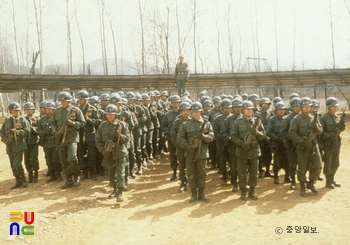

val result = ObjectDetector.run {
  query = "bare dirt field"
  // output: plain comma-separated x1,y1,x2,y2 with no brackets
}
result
1,120,350,245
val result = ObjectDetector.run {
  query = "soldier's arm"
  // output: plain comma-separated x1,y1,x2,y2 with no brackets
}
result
95,124,104,153
202,122,214,143
232,121,243,146
72,108,86,129
50,111,58,132
319,115,331,140
170,120,178,145
118,123,130,144
289,117,304,144
177,122,189,149
0,122,6,143
255,120,266,141
280,117,290,140
266,118,277,140
86,108,99,127
174,65,178,81
185,63,189,80
20,118,31,138
37,117,44,135
160,113,169,134
220,119,230,141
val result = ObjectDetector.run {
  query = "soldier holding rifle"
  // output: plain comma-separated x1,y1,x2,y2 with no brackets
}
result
319,97,346,189
177,101,214,203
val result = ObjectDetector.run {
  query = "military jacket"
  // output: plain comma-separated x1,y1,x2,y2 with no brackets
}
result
161,109,180,142
266,114,285,152
37,115,56,148
177,116,214,160
78,103,99,142
320,111,345,146
222,113,241,153
0,115,30,152
95,119,130,160
212,112,231,150
25,115,40,145
208,107,221,122
174,62,189,81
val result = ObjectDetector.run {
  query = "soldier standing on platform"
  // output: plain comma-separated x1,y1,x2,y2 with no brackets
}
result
174,55,189,96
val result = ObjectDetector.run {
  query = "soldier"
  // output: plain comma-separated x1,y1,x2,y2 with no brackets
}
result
174,54,189,96
126,92,147,175
158,91,170,155
171,101,191,192
150,91,161,160
289,97,323,197
249,94,260,115
266,102,289,184
23,102,40,183
212,99,232,186
95,104,130,202
241,93,249,101
280,97,301,190
51,91,86,189
39,101,47,117
258,98,274,178
99,93,110,111
89,96,100,108
208,96,222,170
203,100,213,119
312,99,324,181
134,94,149,166
38,101,62,182
161,95,181,181
320,97,345,189
222,98,242,192
232,101,265,200
177,101,214,203
286,93,299,114
76,90,99,180
0,102,30,189
142,94,157,160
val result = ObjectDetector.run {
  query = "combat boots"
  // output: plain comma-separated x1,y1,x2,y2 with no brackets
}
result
108,185,117,199
284,171,291,183
116,188,124,202
33,170,38,183
221,173,228,186
306,179,318,194
178,180,187,193
300,182,307,197
124,174,129,191
90,169,97,180
11,176,22,190
73,172,80,187
190,188,197,203
81,168,88,181
136,163,143,175
325,175,335,189
198,188,209,202
231,176,238,192
27,171,34,183
248,187,258,200
21,176,28,188
170,169,177,181
290,175,296,190
56,171,62,182
46,170,57,182
240,188,247,200
331,174,341,187
61,175,74,189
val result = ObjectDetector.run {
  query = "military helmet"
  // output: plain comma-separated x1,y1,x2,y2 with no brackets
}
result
135,94,142,101
326,97,339,107
311,99,320,107
241,93,249,100
227,95,234,101
76,90,89,100
40,101,47,108
249,93,260,101
273,97,282,105
71,98,78,105
121,98,128,104
183,98,193,104
183,91,190,97
199,91,207,98
204,100,213,107
125,92,135,100
290,93,299,100
290,97,301,107
8,102,21,111
232,98,243,107
275,102,286,110
201,95,210,103
213,96,222,104
170,95,181,103
154,90,160,97
110,94,122,104
179,101,191,110
99,93,110,101
260,98,271,105
220,98,232,108
149,92,155,97
220,94,227,100
181,95,189,101
241,100,254,110
118,91,125,96
142,94,150,101
45,101,56,109
89,95,99,105
233,94,243,100
160,91,169,97
24,102,35,110
58,91,72,102
190,101,203,111
105,104,119,115
55,101,61,108
300,97,312,107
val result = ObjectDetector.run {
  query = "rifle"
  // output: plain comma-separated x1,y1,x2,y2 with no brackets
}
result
39,122,52,147
187,118,208,163
55,108,74,147
6,116,18,154
304,113,318,160
331,108,346,153
101,122,122,169
242,116,260,158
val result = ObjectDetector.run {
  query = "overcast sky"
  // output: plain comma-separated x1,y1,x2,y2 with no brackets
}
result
1,0,350,74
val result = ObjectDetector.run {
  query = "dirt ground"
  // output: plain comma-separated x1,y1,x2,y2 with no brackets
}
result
1,121,350,245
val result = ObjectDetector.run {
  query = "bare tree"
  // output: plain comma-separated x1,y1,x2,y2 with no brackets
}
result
329,0,336,69
175,0,181,55
33,0,44,74
254,0,261,71
213,4,222,73
75,1,86,74
193,0,197,74
107,13,118,75
273,0,279,71
11,0,20,73
98,0,108,75
138,0,146,74
66,0,73,75
226,0,234,73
